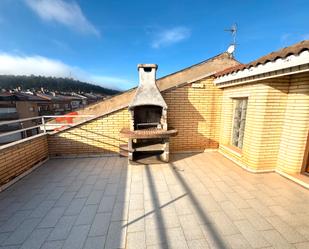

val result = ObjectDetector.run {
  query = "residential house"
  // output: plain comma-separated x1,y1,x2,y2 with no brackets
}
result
36,92,83,115
0,92,48,144
81,92,104,105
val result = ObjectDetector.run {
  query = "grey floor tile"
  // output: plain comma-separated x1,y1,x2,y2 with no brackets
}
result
3,218,41,245
48,216,77,241
89,213,111,237
104,221,127,249
86,190,104,205
76,185,93,199
208,211,239,236
0,245,21,249
62,225,90,249
104,183,118,196
241,208,273,231
20,195,45,211
20,228,51,249
234,220,270,248
0,155,309,249
93,179,107,191
64,198,87,216
220,201,246,221
84,236,106,249
54,191,76,207
246,199,275,218
38,207,66,228
30,200,55,218
266,216,306,243
0,211,31,233
97,196,116,213
47,187,66,200
111,201,129,221
75,205,98,225
67,180,84,192
0,233,11,245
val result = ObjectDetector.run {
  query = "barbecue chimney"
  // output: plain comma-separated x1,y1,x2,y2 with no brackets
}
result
120,64,177,163
129,64,167,110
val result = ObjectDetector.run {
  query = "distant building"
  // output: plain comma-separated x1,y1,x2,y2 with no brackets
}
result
0,90,105,144
36,92,84,115
81,93,104,105
0,92,48,144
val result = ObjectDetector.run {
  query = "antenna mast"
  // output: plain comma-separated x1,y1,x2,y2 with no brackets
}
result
224,23,237,56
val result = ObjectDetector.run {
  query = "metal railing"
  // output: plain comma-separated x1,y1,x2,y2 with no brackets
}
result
0,114,95,143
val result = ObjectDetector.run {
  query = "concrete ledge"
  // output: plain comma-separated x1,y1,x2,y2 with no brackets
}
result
0,157,49,192
220,144,242,158
172,149,217,154
218,149,275,173
219,148,309,188
49,153,119,159
276,169,309,189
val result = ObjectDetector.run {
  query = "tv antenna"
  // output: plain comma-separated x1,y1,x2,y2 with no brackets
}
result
224,23,237,56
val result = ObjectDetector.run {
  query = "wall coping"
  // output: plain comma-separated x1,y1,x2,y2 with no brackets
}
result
276,169,309,189
0,133,47,152
48,104,128,136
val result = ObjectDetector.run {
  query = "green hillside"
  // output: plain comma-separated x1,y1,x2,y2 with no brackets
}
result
0,75,120,95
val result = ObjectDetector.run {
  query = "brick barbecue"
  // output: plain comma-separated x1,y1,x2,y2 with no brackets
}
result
120,64,177,163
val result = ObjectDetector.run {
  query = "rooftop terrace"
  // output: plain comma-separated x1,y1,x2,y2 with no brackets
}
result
0,152,308,249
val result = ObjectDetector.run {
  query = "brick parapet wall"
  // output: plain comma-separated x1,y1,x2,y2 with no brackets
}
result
48,109,130,156
0,134,48,187
48,78,222,156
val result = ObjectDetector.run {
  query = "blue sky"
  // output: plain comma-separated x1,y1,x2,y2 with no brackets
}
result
0,0,308,90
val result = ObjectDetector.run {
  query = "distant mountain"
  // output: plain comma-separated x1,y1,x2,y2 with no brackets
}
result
0,75,121,95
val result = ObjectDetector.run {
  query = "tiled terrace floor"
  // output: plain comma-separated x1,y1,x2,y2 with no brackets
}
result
0,152,309,249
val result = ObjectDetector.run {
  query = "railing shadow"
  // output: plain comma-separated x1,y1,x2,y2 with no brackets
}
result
169,160,229,249
144,164,169,247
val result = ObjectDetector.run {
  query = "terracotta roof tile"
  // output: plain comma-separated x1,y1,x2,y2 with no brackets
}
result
215,40,309,77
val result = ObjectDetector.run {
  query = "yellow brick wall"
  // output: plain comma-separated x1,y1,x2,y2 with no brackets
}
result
0,135,48,187
277,73,309,173
219,77,290,172
163,78,222,151
48,109,130,156
48,78,223,155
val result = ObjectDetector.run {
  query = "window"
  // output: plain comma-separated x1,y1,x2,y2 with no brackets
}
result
232,98,248,149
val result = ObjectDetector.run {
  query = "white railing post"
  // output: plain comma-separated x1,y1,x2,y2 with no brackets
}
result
41,116,46,134
0,114,95,147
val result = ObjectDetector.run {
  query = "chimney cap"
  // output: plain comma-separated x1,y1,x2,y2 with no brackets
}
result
137,64,158,70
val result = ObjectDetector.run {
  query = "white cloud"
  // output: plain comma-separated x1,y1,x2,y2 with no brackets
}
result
0,53,129,89
25,0,99,36
0,53,72,77
151,27,191,48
